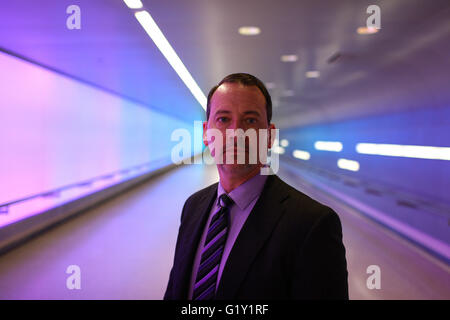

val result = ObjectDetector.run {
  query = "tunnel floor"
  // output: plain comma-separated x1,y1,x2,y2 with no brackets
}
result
0,162,448,299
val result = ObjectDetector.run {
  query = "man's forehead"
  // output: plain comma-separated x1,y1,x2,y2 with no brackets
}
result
211,83,266,108
215,82,261,95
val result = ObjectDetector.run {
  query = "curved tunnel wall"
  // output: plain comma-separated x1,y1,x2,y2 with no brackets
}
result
281,106,450,205
0,51,202,206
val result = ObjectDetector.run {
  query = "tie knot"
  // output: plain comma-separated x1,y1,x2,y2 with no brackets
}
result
218,193,233,209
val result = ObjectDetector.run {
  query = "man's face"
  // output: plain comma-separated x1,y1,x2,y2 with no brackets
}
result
203,82,275,173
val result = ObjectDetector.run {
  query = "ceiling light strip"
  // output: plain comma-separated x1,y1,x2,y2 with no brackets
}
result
134,10,207,110
356,143,450,161
314,141,343,152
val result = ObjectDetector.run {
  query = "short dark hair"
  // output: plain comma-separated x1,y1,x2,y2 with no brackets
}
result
206,73,272,124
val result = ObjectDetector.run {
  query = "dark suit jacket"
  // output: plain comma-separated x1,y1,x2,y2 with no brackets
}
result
164,174,348,299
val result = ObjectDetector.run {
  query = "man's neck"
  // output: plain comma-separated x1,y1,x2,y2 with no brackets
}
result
218,164,262,193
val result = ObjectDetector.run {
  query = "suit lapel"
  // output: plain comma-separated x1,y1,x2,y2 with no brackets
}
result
215,174,290,299
175,183,218,299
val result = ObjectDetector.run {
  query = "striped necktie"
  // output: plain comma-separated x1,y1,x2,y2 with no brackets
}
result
192,193,234,300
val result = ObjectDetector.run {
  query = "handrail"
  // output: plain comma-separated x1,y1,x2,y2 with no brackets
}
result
0,156,173,209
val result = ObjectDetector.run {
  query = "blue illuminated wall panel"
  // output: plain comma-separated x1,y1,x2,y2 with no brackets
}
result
0,51,202,205
281,106,450,205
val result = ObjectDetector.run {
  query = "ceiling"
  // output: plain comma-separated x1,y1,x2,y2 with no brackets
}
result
1,0,449,128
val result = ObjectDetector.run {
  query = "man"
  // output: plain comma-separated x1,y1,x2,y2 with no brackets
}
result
164,73,348,300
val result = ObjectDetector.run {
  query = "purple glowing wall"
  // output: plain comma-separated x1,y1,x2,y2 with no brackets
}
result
0,51,200,206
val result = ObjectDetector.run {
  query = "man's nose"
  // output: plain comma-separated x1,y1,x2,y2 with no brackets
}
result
228,118,247,130
228,128,250,148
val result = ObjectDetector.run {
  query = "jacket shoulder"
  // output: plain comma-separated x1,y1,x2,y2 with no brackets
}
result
185,181,218,205
273,175,339,227
180,181,218,222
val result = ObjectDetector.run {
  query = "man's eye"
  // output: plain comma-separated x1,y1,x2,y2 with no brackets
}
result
246,118,257,124
218,117,229,123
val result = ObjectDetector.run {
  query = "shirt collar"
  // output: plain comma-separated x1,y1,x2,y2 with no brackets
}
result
217,172,268,211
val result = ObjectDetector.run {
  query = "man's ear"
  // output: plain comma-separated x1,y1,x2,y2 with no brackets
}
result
203,121,209,146
267,123,276,148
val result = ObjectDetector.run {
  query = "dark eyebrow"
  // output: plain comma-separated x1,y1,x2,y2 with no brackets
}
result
213,109,261,117
214,110,232,117
243,110,261,117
